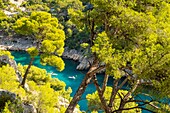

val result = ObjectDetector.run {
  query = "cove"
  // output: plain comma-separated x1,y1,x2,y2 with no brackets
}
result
11,51,114,112
11,51,151,113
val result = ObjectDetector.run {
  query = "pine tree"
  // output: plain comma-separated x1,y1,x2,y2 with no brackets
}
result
66,0,170,112
13,11,65,88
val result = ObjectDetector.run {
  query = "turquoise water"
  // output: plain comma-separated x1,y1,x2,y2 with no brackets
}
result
11,51,153,113
11,51,112,112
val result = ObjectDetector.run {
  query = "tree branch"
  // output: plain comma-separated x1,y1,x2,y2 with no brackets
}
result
93,74,111,113
126,99,159,109
101,74,109,95
112,106,156,113
117,92,123,101
108,79,119,108
117,77,128,90
123,79,140,101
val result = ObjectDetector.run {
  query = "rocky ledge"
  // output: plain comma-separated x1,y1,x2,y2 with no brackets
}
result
0,89,37,113
62,47,94,70
0,36,36,51
0,55,30,91
0,36,93,70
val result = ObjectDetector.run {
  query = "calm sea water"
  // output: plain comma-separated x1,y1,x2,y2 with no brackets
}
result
11,51,109,112
11,51,151,113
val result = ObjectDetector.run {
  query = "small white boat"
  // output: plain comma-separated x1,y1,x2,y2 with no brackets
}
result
50,72,58,76
68,76,76,79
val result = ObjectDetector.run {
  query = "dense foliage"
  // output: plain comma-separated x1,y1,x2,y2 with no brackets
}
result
0,51,74,113
12,11,66,87
86,87,141,113
1,0,170,113
66,0,170,113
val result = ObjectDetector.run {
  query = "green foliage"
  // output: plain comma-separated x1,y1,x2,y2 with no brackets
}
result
2,102,11,113
91,0,170,94
1,0,170,112
0,50,14,59
0,49,74,113
26,4,50,11
0,65,26,98
26,82,59,113
86,87,141,113
13,11,65,71
0,0,10,9
60,87,72,100
0,65,25,112
67,7,84,29
2,100,23,113
13,17,39,35
46,0,87,49
80,43,89,48
27,47,39,58
146,102,170,113
25,76,72,113
59,106,67,113
40,54,65,71
36,84,58,113
81,1,170,112
0,10,9,31
0,10,7,21
18,65,50,85
17,64,73,112
50,78,66,91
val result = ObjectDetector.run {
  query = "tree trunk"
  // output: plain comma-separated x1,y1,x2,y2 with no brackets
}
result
20,57,34,88
65,59,104,113
93,74,111,113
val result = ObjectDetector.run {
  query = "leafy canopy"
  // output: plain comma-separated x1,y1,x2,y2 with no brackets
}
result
13,11,65,71
86,87,141,113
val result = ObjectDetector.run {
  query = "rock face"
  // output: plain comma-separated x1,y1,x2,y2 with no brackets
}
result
0,89,37,113
0,36,36,51
10,0,25,7
0,89,17,110
0,55,29,91
62,47,94,70
0,36,93,70
0,89,16,101
23,104,37,113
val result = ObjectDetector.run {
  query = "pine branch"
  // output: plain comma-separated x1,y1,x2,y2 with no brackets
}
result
112,106,156,113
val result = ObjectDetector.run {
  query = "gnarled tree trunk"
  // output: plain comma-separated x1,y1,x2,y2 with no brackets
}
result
65,58,105,113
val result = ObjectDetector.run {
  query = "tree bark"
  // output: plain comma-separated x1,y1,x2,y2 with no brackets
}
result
116,80,140,113
108,79,119,109
90,19,95,46
65,59,105,113
101,74,109,96
93,74,111,113
20,57,34,88
116,100,126,113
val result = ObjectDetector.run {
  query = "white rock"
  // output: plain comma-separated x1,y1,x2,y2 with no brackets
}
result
23,104,37,113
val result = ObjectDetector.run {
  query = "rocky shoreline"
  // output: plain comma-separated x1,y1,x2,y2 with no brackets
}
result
62,47,94,70
0,36,93,70
0,36,36,51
